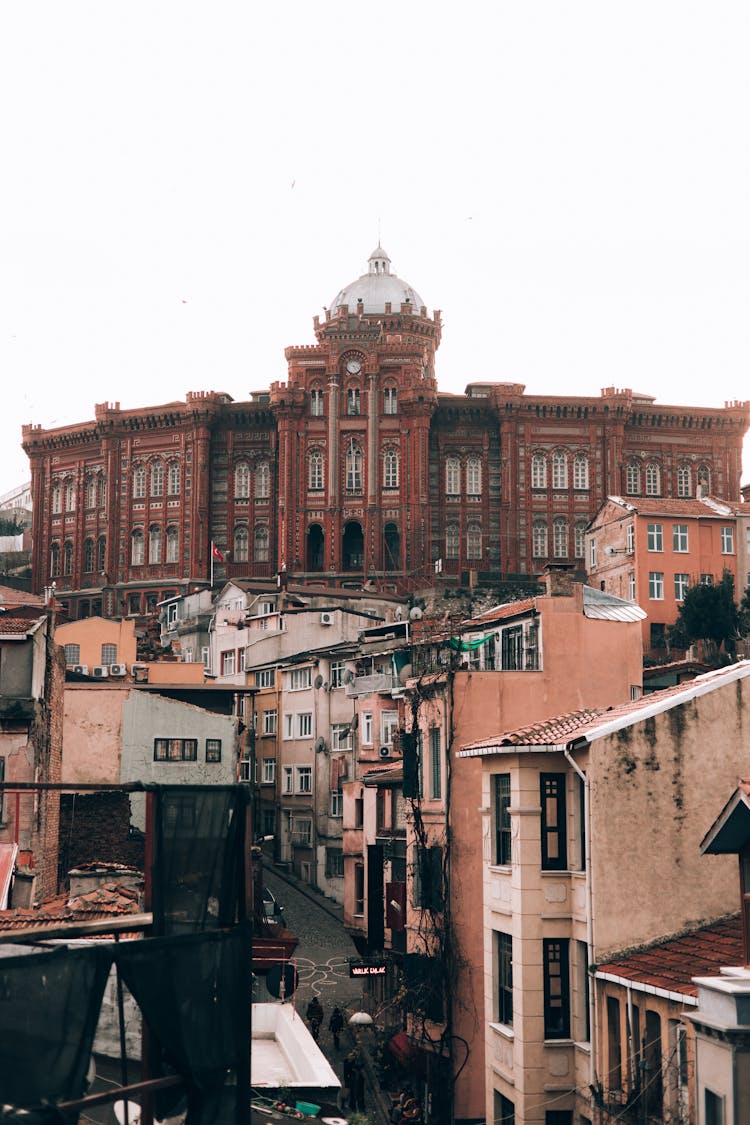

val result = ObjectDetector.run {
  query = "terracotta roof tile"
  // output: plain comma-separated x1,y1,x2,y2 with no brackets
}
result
0,881,142,930
597,916,744,997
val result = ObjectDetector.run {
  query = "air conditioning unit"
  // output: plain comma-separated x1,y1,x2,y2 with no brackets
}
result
92,665,109,679
379,746,391,758
131,662,148,677
320,612,334,626
71,664,89,676
109,663,127,677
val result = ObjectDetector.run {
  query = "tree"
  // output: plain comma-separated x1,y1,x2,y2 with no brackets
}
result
668,571,740,659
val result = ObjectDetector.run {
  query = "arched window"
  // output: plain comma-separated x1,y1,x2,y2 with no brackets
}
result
133,465,146,499
531,453,547,489
131,528,144,565
645,462,661,496
310,387,324,417
96,536,107,573
384,386,398,415
149,524,162,563
574,521,587,558
697,463,711,493
347,387,361,416
532,520,548,558
254,524,269,562
234,526,249,563
63,540,73,575
573,455,589,490
50,542,60,577
625,460,641,495
466,522,482,559
98,475,107,507
446,523,459,560
346,442,363,492
167,461,180,495
553,517,568,558
467,457,482,497
445,457,460,497
676,463,691,498
309,450,324,491
64,478,76,512
150,460,164,497
383,450,399,490
255,461,270,500
552,451,568,489
166,526,179,563
51,482,62,514
85,476,97,509
235,462,250,499
83,538,95,572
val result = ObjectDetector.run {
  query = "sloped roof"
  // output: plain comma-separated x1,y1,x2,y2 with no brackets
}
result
582,586,646,621
603,495,743,519
458,660,750,755
0,614,45,639
597,916,744,1000
0,881,142,932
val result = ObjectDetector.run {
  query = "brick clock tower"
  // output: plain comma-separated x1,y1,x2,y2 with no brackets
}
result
271,247,441,583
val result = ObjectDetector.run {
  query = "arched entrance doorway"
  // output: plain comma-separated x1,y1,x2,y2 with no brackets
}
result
384,522,400,571
342,521,364,571
306,524,324,571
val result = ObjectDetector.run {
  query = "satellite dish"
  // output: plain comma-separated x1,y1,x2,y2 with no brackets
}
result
398,663,413,685
394,606,404,621
343,669,354,684
350,716,359,733
409,606,423,620
266,960,299,1000
315,737,327,753
314,674,324,689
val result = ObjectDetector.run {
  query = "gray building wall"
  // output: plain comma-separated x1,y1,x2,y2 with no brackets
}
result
121,690,239,831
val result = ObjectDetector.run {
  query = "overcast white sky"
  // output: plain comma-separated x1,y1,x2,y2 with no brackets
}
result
1,3,749,493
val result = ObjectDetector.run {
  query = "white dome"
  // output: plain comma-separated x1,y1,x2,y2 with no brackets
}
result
331,246,425,314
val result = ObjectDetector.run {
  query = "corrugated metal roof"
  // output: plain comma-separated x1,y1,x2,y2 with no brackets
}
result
582,586,647,622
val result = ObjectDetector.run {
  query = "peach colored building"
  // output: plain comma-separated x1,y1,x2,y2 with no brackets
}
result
55,616,138,676
459,661,750,1125
382,572,646,1125
587,495,744,658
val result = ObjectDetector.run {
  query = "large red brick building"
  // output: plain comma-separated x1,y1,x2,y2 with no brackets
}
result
22,247,750,620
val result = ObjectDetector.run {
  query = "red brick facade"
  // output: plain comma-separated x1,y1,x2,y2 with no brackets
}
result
22,248,750,618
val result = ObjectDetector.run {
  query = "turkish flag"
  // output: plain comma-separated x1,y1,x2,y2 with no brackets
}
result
211,542,225,563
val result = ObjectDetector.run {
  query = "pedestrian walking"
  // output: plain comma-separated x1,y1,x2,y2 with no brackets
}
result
306,995,324,1041
344,1050,365,1111
328,1006,344,1050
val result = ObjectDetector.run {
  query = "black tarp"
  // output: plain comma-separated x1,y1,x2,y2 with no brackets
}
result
0,943,113,1109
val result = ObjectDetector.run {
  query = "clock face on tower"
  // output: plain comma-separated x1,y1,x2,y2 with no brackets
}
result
346,359,361,375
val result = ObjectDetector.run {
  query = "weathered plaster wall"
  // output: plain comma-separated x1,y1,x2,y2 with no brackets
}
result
589,675,750,960
62,685,127,783
120,690,238,831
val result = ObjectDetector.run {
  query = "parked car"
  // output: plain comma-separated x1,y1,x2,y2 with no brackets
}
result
262,886,284,922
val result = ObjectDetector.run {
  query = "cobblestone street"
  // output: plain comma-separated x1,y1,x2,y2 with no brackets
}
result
254,865,392,1125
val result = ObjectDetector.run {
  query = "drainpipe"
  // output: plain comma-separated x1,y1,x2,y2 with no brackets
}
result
563,746,597,1093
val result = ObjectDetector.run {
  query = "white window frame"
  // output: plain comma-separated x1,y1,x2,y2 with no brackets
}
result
573,455,589,490
283,714,294,740
626,460,641,495
220,650,236,676
310,387,324,416
282,766,293,794
383,449,399,490
256,668,274,688
647,523,663,552
674,573,689,602
330,791,343,817
645,462,661,496
677,464,691,498
531,452,547,489
466,457,482,496
721,526,734,554
672,524,688,552
262,758,276,784
649,571,664,600
289,666,312,690
296,765,312,793
332,723,352,751
551,450,568,489
262,709,277,735
445,457,460,497
533,520,548,559
381,711,399,748
297,712,313,738
362,712,373,745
